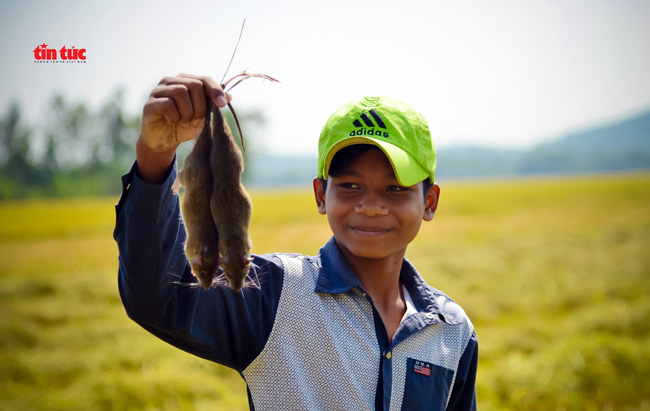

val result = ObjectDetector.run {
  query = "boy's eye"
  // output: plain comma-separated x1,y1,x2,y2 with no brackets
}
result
339,182,360,189
388,185,408,192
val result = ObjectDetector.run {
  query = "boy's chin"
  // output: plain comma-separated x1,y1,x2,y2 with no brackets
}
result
337,239,405,262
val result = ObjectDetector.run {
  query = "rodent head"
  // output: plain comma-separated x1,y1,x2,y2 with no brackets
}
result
185,243,220,290
220,253,253,292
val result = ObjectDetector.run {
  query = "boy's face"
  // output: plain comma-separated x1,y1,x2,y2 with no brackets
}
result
313,147,439,264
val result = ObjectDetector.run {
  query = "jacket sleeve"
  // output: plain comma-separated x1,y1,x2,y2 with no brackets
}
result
113,160,284,371
447,331,478,410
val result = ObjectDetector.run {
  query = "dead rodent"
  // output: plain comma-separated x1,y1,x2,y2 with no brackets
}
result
180,105,221,290
209,103,253,292
180,71,275,291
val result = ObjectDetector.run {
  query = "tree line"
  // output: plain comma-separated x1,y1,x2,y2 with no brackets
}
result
0,91,264,200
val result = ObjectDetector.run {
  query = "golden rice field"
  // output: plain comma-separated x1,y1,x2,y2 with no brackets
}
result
0,172,649,410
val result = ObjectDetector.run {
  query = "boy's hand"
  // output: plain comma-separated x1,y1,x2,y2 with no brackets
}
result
136,74,231,184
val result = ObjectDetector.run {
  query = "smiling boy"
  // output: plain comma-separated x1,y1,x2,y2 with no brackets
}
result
114,74,478,410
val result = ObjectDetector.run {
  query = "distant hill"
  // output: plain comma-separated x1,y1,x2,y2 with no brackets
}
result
247,109,650,187
437,110,650,180
518,110,650,175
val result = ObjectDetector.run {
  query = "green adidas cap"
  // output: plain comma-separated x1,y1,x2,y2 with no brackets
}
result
318,96,436,187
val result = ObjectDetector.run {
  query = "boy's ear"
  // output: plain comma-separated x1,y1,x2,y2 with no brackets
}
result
313,178,327,215
423,183,440,222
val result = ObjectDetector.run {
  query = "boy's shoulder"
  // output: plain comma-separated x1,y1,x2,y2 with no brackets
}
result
423,283,473,326
401,258,473,328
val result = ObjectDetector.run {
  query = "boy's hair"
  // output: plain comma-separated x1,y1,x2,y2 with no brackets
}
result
319,144,433,201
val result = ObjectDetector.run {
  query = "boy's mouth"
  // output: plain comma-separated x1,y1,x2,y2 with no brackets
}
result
350,225,391,236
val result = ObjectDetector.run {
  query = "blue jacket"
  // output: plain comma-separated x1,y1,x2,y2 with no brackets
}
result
114,162,478,410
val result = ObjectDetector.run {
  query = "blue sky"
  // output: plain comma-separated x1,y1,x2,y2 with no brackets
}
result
1,0,649,155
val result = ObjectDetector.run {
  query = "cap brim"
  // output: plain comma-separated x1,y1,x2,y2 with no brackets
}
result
323,137,429,187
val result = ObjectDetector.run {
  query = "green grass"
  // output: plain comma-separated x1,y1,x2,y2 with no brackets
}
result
1,173,649,410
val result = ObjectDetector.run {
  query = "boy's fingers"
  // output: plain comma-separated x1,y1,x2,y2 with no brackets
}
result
140,74,232,149
150,83,196,124
153,74,231,120
177,73,231,108
143,96,205,147
144,96,180,125
158,76,211,120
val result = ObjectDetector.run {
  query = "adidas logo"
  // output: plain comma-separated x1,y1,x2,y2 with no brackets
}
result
350,109,390,138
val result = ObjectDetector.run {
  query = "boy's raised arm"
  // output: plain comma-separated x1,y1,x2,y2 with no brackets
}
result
114,160,283,370
114,74,284,371
136,74,231,184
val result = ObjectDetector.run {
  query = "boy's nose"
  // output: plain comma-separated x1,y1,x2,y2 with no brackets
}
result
354,194,389,217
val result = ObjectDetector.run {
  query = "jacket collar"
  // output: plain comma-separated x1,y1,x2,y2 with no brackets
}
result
314,237,361,294
313,237,462,325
